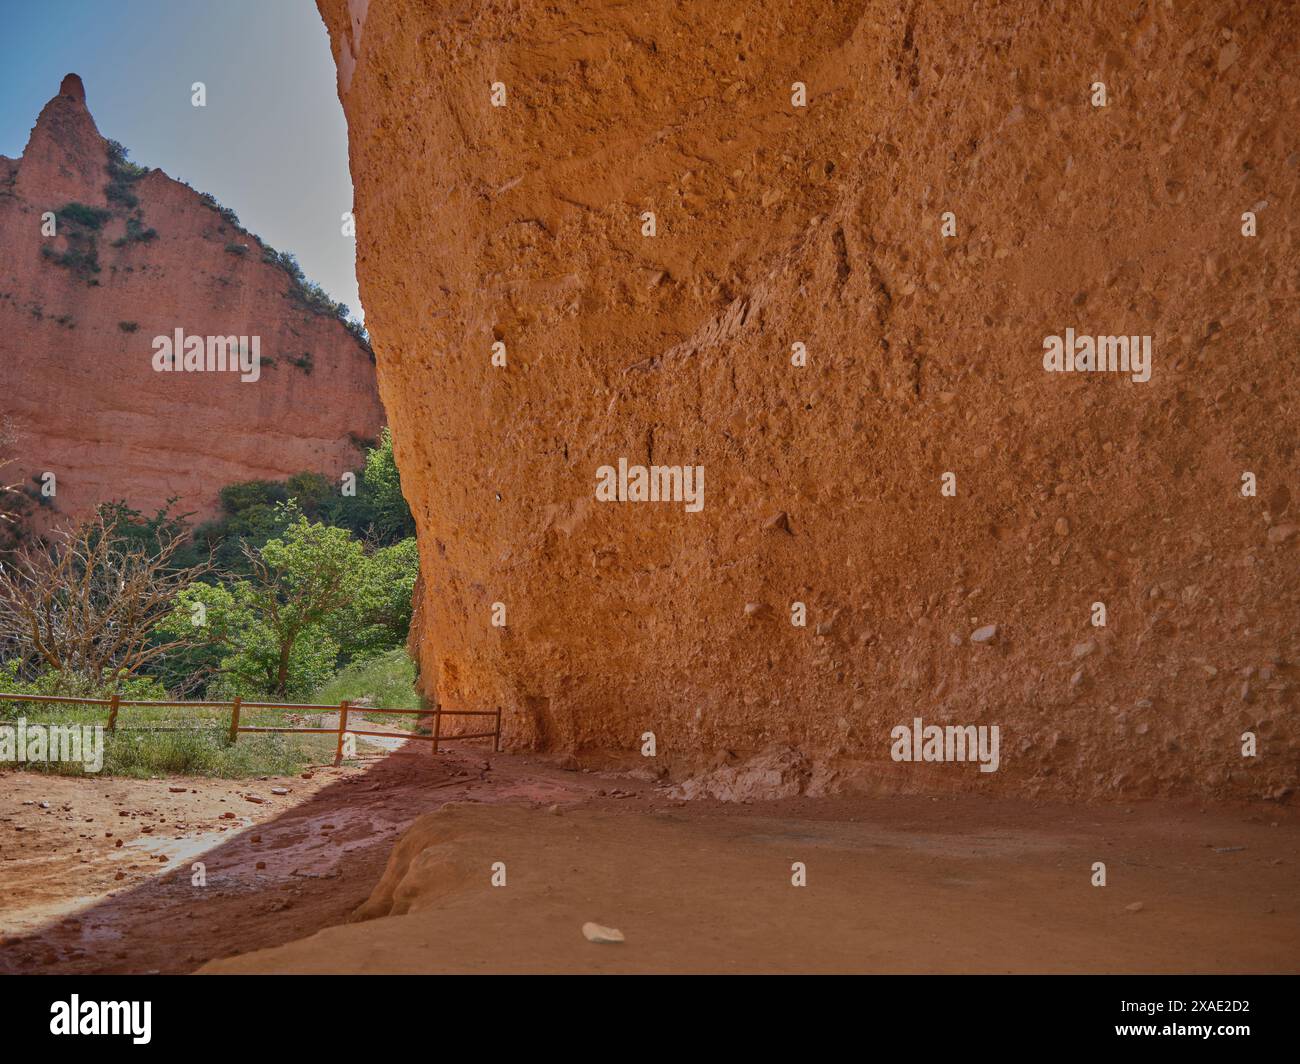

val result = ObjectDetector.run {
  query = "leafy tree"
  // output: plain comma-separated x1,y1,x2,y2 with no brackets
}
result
159,512,365,698
363,428,415,541
327,537,419,659
192,482,292,573
161,580,340,700
5,432,420,699
244,515,365,696
146,579,242,695
184,433,415,576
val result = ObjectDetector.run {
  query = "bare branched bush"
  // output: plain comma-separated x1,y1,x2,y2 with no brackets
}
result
0,416,20,528
0,510,211,688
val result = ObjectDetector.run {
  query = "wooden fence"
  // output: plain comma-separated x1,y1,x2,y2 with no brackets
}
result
0,691,501,765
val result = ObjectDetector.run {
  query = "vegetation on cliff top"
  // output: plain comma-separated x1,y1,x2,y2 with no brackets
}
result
193,183,371,354
38,139,367,356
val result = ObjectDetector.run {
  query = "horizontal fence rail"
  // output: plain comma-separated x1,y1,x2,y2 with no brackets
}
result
0,691,502,765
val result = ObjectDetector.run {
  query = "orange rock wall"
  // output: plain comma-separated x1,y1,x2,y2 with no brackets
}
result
319,0,1298,800
0,76,384,526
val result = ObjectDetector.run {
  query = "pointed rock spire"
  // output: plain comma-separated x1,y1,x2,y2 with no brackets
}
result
14,75,106,204
59,73,86,104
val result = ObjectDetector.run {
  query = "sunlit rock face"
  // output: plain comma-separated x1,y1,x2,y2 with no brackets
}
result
0,76,383,527
318,0,1298,800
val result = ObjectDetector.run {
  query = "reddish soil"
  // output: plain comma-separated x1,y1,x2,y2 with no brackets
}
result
0,742,554,974
1,742,1296,974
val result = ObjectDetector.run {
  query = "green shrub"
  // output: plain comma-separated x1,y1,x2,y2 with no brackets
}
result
105,183,138,209
56,202,111,229
197,191,241,229
41,242,101,278
259,243,370,354
0,664,167,723
111,217,157,247
345,318,371,353
106,140,148,180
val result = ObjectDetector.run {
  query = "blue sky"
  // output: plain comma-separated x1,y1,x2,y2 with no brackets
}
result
0,0,361,321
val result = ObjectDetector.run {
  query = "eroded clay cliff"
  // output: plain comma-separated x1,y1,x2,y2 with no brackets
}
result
0,75,383,526
319,0,1298,800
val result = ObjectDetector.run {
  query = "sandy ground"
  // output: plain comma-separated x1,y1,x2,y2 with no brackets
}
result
1,738,1296,974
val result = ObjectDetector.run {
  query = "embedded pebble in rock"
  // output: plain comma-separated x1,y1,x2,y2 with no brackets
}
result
970,625,999,645
764,511,793,534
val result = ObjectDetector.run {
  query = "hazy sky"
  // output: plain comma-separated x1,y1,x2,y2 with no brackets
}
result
0,0,361,321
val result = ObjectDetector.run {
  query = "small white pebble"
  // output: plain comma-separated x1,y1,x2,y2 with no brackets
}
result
582,922,624,944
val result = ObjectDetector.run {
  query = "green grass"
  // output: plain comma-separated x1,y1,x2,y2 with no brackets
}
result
0,698,386,779
313,649,426,732
0,648,424,779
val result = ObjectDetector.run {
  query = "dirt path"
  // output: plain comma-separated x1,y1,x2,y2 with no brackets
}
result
0,737,587,974
1,741,1297,974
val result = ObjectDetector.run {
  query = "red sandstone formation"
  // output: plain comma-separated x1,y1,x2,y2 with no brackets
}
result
318,1,1298,800
0,74,383,527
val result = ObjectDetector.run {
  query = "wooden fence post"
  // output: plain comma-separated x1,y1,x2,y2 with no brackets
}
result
228,696,242,745
107,693,120,733
333,700,350,767
494,706,502,753
432,702,442,755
